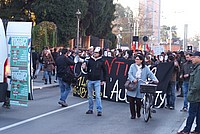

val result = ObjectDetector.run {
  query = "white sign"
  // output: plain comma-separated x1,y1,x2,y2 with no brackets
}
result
151,46,164,56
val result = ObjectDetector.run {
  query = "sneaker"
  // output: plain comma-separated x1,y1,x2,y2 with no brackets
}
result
165,105,170,109
130,115,136,119
180,107,188,112
177,94,183,97
137,114,141,118
86,110,93,114
34,75,37,79
190,131,200,134
2,103,10,109
58,101,68,107
169,106,175,110
151,109,157,113
177,131,189,134
54,80,57,83
97,112,102,116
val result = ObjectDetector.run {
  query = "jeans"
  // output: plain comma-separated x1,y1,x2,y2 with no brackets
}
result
87,80,102,112
58,77,71,102
44,71,52,82
183,102,200,132
166,81,176,107
182,81,189,108
35,63,43,76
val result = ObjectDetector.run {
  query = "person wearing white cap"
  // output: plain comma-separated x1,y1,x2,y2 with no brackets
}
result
82,47,106,116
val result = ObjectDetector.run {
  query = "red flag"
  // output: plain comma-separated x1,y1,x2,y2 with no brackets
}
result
138,42,142,50
146,43,150,51
132,42,136,51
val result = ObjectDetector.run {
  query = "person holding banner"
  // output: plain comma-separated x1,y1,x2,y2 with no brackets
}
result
165,54,180,110
127,54,158,119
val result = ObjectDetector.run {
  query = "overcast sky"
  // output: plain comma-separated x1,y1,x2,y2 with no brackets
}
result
161,0,200,38
116,0,200,38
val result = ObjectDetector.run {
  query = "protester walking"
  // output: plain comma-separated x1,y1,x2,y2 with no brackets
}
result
82,47,106,116
177,51,200,134
34,48,46,79
56,49,75,107
43,49,55,84
127,54,158,119
31,47,38,78
52,48,59,76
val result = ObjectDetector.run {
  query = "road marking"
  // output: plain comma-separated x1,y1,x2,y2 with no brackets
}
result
178,118,196,132
0,100,88,132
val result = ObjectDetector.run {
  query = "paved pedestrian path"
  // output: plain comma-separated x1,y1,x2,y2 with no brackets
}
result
33,71,59,90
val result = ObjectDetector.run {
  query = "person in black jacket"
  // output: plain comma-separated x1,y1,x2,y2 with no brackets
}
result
82,47,106,116
56,49,74,107
180,53,194,112
31,47,38,78
52,48,59,76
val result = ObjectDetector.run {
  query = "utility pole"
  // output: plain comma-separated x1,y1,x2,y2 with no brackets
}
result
183,24,188,51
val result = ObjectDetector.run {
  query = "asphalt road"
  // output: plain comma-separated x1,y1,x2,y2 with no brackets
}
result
0,86,188,134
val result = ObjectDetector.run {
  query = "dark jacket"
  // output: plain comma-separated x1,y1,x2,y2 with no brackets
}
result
180,60,194,81
43,53,54,71
86,56,106,81
187,63,200,103
52,51,59,61
170,61,180,82
32,51,38,66
56,55,74,78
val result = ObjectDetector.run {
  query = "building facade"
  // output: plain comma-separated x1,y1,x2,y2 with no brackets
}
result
139,0,161,45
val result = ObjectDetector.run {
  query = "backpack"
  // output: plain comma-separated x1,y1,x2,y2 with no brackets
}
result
62,66,78,84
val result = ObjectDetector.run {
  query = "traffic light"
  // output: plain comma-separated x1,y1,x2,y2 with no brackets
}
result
132,36,139,41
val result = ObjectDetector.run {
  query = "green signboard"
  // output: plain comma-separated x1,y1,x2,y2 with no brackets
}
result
9,37,30,106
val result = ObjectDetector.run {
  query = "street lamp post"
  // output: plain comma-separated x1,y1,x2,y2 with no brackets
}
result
169,26,172,51
129,23,133,49
119,27,123,49
76,9,81,50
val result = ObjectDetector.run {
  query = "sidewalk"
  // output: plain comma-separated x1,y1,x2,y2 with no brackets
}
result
33,71,59,90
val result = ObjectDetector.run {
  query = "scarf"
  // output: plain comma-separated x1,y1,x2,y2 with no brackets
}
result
135,64,142,79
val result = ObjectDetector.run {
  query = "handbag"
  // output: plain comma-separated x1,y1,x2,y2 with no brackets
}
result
51,64,55,70
124,80,137,91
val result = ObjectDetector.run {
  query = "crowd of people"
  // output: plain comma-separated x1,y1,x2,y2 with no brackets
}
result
16,46,200,133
